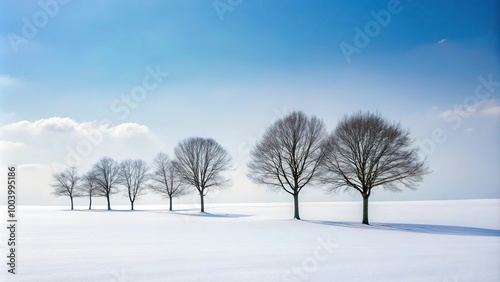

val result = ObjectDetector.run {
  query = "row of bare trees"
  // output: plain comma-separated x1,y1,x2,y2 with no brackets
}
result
52,137,232,212
248,111,429,224
53,111,428,224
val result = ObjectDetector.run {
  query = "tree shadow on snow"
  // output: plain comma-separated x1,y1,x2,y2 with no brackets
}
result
304,220,500,237
69,209,149,213
69,209,251,218
145,208,251,218
166,211,252,218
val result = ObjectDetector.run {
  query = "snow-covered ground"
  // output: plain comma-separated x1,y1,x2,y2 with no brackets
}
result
1,199,499,282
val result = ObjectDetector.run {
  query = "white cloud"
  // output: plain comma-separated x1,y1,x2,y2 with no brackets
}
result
0,140,27,153
435,38,448,45
3,117,79,132
2,117,150,137
439,99,500,119
0,140,26,149
481,105,500,116
0,117,164,205
111,123,149,138
18,163,44,169
0,117,160,167
0,75,20,88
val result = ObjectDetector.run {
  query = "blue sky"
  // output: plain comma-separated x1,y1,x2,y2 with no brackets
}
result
0,0,499,206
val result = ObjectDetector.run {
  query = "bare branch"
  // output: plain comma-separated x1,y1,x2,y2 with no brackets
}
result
118,159,150,210
79,171,100,197
149,153,191,210
319,112,430,224
247,111,326,219
51,166,80,210
174,137,232,212
78,171,100,210
91,157,120,210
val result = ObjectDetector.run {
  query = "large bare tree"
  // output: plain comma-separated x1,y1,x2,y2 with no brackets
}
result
174,137,232,212
149,152,190,211
91,157,120,210
51,166,81,210
79,171,99,210
118,159,150,210
247,111,326,220
320,112,429,224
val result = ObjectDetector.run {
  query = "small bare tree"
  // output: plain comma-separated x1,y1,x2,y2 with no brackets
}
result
80,171,99,210
320,112,429,224
51,166,80,210
247,111,326,220
149,153,190,211
118,159,150,210
92,157,120,210
174,137,232,212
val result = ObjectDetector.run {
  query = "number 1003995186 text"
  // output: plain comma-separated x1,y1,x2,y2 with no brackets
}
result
7,166,17,274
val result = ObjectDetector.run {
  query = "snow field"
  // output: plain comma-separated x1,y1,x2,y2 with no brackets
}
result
0,199,499,281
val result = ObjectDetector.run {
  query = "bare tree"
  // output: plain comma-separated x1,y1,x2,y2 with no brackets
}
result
320,112,429,225
247,111,326,220
174,137,232,212
118,159,150,210
149,153,190,211
79,171,99,210
51,166,80,210
91,157,120,210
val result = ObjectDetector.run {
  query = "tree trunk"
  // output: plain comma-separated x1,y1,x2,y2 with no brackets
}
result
70,196,74,210
200,192,205,213
131,200,134,211
293,193,300,220
89,195,92,210
362,194,369,225
169,196,173,211
107,194,111,210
